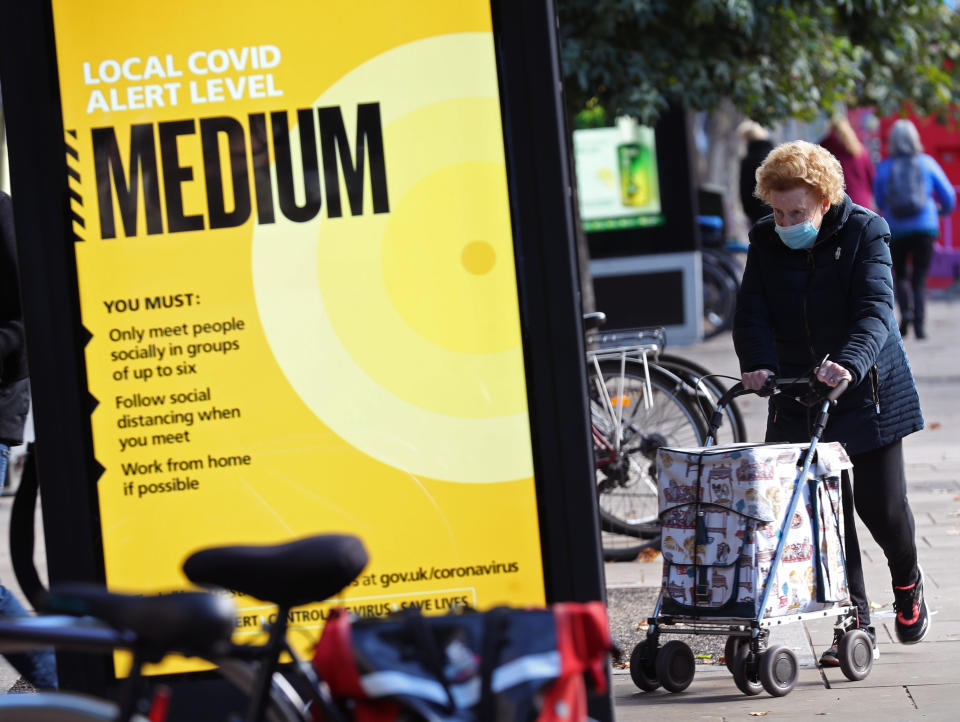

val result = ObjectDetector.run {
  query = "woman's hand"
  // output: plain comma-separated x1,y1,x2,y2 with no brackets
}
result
815,360,852,388
742,369,774,391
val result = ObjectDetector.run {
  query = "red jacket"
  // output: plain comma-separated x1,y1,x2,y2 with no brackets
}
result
820,131,876,210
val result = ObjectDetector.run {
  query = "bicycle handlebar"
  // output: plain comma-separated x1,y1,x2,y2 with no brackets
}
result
582,311,606,331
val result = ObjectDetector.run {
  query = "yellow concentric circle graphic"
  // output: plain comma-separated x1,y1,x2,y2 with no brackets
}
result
252,33,533,482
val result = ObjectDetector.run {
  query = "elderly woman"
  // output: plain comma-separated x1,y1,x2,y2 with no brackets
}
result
733,140,929,666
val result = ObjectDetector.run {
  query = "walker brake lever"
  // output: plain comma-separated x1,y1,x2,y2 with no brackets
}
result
756,375,779,398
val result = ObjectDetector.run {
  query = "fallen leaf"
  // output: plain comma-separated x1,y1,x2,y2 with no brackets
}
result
929,421,942,430
638,548,661,562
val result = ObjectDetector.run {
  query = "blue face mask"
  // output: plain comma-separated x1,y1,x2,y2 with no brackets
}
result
775,220,819,249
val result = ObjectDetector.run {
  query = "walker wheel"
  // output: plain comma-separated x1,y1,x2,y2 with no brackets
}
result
629,638,660,692
759,645,798,697
655,640,696,693
724,635,746,674
838,629,874,681
732,644,763,696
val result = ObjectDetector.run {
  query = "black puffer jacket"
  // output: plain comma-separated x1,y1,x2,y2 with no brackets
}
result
733,194,923,455
0,192,27,383
0,191,31,444
739,139,775,224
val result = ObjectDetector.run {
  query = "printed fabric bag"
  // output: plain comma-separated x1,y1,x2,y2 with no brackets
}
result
312,602,613,721
656,442,852,618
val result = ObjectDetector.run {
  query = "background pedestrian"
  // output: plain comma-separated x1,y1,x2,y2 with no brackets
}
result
873,119,956,339
0,190,57,689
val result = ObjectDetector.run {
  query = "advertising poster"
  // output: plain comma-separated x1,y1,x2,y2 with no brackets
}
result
49,0,544,673
573,119,664,232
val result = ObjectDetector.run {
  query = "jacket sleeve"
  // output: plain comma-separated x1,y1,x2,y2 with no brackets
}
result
872,161,889,217
831,215,893,384
926,155,957,215
0,193,25,381
732,241,779,375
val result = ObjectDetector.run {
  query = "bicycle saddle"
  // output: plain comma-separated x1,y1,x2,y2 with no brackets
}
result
43,583,236,661
182,534,368,609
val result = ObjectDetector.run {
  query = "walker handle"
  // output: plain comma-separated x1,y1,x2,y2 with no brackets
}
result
708,377,845,443
826,378,849,403
713,376,808,411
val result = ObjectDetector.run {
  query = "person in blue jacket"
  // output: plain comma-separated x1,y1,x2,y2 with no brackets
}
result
873,119,956,339
733,140,929,667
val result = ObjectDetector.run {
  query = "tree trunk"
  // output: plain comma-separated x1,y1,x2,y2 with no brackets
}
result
565,124,595,314
701,100,748,243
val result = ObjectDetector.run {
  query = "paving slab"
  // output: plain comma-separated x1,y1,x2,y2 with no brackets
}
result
847,657,960,688
905,682,960,711
612,667,918,721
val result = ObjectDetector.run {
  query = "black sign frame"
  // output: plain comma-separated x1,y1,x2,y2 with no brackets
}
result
0,1,610,719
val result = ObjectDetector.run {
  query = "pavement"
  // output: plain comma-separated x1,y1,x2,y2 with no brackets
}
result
1,295,958,720
606,291,960,720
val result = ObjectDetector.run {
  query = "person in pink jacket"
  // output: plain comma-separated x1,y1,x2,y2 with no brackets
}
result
820,114,876,210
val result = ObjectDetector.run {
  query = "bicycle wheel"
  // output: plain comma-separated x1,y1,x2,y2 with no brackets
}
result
656,353,747,444
702,257,738,339
703,246,744,287
589,360,708,559
0,692,148,721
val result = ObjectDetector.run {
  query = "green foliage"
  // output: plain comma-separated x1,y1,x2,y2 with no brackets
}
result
558,0,960,126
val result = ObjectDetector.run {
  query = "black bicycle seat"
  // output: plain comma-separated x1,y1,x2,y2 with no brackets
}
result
182,534,368,609
43,583,235,661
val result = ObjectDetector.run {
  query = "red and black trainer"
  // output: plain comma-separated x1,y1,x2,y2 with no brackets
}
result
893,567,930,645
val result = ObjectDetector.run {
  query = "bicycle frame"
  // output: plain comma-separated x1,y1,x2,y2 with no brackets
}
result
587,344,657,451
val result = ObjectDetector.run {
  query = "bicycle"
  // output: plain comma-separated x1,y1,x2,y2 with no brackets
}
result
697,214,745,339
0,454,366,722
1,522,606,722
0,534,368,722
701,253,739,338
583,314,709,561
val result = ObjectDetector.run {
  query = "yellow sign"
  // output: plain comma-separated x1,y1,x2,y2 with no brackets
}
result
50,0,544,673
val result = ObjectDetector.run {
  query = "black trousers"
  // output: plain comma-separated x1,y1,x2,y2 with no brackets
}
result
841,439,919,626
890,232,935,328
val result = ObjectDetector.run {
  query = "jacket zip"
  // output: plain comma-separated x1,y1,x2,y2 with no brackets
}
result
802,250,818,363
